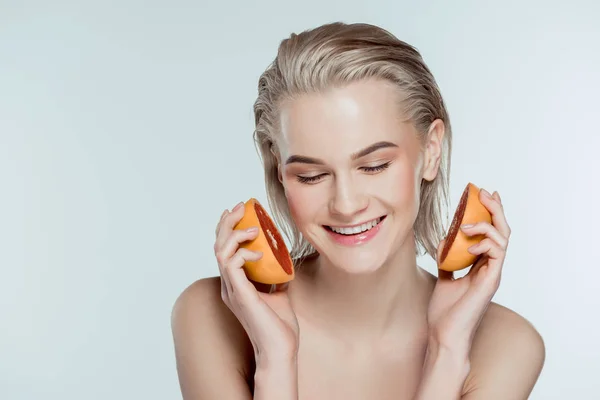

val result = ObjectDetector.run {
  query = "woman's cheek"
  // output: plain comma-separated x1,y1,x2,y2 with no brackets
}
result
384,166,419,213
284,182,318,226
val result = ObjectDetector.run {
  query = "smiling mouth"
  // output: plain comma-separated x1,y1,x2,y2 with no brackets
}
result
324,216,386,236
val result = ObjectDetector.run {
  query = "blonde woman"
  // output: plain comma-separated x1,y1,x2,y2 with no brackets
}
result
171,22,545,399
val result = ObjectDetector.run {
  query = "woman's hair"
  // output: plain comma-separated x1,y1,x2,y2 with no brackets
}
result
252,21,453,264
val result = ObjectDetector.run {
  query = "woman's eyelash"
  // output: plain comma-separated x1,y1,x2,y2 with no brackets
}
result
361,161,391,173
296,162,391,184
297,174,325,184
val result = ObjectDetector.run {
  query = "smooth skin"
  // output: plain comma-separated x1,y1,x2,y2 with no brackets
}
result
171,78,545,399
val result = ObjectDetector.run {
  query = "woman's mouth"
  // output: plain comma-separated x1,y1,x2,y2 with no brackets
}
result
325,216,385,235
323,216,387,246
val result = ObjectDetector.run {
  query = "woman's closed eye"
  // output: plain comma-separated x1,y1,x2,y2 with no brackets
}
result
361,161,391,173
296,161,392,184
296,174,326,184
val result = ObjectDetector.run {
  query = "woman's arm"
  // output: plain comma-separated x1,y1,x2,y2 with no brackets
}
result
414,305,545,400
414,189,544,399
413,340,471,400
253,357,299,400
171,277,300,400
171,278,254,399
172,203,301,399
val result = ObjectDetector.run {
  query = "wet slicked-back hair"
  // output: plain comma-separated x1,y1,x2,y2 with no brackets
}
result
252,22,452,264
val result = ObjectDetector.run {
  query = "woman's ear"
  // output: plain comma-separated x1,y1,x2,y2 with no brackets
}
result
270,144,284,184
422,119,445,182
276,163,283,183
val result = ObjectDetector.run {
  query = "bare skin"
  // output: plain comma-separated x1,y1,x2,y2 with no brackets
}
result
172,275,544,399
171,79,545,399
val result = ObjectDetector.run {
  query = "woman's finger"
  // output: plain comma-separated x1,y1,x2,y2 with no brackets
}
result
461,222,509,250
493,191,502,206
466,238,505,286
216,228,259,300
215,209,230,237
214,204,255,307
224,247,264,304
464,253,487,279
479,189,511,239
216,227,260,266
467,237,505,260
215,202,246,250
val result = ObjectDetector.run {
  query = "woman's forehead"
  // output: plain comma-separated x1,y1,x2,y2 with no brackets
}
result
277,80,416,159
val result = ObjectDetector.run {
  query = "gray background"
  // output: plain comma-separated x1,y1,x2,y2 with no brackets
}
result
1,0,598,398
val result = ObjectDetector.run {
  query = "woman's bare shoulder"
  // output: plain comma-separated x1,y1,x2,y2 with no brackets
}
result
463,302,546,399
171,277,254,399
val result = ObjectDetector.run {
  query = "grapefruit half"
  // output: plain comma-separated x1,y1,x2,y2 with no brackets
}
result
439,182,493,272
233,198,295,284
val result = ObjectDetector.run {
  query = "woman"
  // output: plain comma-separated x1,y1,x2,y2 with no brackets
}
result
171,22,545,399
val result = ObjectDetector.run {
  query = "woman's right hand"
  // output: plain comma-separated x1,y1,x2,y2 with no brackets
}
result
213,201,300,367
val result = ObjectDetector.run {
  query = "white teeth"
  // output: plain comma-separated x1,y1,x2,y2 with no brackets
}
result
330,218,381,235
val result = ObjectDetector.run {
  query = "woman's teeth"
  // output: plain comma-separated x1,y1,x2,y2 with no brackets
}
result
329,217,382,235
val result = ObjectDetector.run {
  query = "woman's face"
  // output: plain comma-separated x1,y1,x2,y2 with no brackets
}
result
276,78,442,273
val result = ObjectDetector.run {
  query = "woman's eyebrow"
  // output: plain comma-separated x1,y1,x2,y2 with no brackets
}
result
285,141,398,165
350,141,398,160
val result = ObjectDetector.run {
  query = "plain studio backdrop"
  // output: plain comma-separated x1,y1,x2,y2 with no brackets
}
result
1,1,599,399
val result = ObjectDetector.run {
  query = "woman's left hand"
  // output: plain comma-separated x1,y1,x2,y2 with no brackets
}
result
427,189,511,354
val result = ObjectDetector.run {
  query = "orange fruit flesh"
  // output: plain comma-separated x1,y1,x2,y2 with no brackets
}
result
439,183,492,272
233,198,294,284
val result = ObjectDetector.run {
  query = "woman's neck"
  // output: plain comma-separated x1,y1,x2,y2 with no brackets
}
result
289,239,434,346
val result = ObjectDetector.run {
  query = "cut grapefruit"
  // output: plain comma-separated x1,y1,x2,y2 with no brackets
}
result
233,198,295,284
439,182,493,272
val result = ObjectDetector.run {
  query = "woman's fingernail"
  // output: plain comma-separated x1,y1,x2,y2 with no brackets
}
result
495,191,502,203
233,202,244,211
481,189,492,198
461,224,474,229
246,227,258,233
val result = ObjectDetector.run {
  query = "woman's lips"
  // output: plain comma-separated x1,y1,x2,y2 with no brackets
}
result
324,216,386,246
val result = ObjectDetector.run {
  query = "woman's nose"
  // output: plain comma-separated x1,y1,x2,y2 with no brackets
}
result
328,176,369,218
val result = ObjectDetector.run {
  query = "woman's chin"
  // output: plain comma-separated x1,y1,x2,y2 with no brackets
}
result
324,250,389,276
